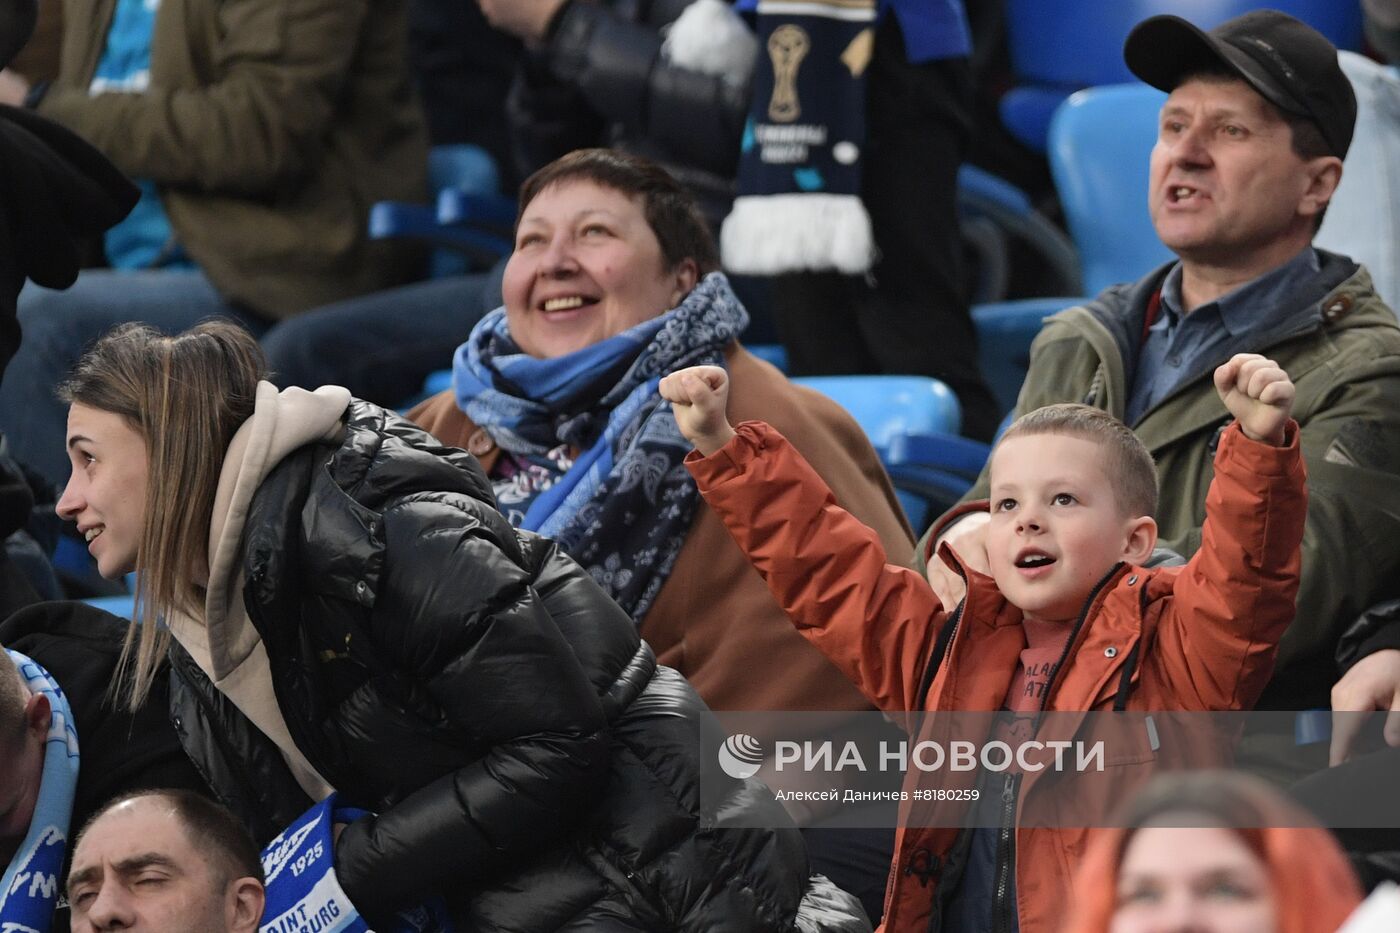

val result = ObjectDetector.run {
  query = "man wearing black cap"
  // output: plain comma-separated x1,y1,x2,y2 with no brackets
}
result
927,10,1400,771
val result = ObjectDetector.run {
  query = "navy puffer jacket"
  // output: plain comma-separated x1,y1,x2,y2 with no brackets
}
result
169,399,869,932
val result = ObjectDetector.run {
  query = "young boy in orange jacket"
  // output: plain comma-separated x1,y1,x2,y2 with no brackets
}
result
659,354,1306,933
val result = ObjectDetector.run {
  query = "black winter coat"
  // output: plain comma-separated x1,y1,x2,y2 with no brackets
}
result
169,400,869,932
508,0,750,226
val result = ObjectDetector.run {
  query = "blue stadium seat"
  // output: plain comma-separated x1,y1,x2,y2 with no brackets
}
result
957,164,1082,301
969,84,1167,422
791,375,961,453
971,298,1071,417
1001,0,1363,152
1048,82,1171,297
81,572,139,620
368,143,511,273
83,594,135,620
745,343,789,372
791,375,980,527
422,368,453,398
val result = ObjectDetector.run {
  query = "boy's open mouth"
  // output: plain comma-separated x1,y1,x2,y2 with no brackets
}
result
1014,549,1056,570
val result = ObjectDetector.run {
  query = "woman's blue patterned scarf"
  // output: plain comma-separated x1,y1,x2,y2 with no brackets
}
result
453,272,748,621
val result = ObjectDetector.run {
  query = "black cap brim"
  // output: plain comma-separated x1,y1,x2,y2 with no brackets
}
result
1124,15,1312,120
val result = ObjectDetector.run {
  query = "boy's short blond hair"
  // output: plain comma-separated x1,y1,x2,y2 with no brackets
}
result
997,404,1159,518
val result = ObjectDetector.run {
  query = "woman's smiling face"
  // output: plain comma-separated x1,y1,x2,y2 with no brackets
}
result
501,179,697,358
55,403,150,579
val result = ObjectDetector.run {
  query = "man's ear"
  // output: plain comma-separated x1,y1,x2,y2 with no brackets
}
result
1122,515,1158,566
24,691,50,740
1299,156,1343,221
227,877,265,933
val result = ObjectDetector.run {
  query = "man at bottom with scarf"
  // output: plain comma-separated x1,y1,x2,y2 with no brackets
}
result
0,602,211,933
64,790,264,933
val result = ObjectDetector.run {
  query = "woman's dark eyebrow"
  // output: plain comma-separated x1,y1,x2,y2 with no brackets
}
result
519,207,620,227
66,434,93,450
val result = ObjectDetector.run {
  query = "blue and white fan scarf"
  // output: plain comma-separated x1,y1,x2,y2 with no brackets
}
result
260,795,452,933
722,0,878,275
0,651,79,933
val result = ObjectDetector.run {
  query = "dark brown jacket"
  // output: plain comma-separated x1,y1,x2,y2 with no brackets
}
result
39,0,428,317
409,344,915,818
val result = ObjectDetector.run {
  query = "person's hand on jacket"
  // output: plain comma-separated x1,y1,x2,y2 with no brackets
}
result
926,512,991,610
660,365,736,456
0,68,29,106
1330,648,1400,765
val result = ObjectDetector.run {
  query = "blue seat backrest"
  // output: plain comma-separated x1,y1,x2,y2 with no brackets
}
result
1049,83,1172,297
1007,0,1362,89
790,376,962,453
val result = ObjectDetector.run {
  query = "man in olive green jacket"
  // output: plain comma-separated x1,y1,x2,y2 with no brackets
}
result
925,12,1400,759
0,0,428,486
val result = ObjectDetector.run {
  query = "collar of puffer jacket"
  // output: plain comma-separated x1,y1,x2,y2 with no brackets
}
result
166,380,348,800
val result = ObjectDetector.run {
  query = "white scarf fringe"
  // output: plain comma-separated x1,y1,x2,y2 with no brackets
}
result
720,193,876,274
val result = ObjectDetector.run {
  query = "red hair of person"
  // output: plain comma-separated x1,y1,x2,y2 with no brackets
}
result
1063,771,1362,933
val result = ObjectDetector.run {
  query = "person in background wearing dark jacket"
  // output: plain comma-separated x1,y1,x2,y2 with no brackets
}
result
0,0,430,491
0,0,139,609
49,318,870,932
1,602,211,933
722,0,1000,441
239,0,755,411
481,0,753,228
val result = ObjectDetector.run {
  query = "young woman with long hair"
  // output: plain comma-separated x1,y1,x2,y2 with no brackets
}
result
54,318,869,933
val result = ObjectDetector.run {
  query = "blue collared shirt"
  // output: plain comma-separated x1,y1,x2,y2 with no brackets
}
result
1125,247,1321,425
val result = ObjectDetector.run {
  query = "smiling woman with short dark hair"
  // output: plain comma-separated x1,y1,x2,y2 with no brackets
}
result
409,148,915,922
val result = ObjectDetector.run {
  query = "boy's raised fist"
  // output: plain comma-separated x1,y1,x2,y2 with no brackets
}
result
659,365,736,456
1213,353,1295,445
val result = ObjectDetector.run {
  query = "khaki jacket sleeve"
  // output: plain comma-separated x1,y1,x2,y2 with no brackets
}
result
1166,358,1400,695
1156,422,1308,710
688,420,948,716
40,0,368,194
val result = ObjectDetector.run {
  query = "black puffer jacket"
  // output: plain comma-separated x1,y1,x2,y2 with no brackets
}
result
508,0,751,226
169,399,869,932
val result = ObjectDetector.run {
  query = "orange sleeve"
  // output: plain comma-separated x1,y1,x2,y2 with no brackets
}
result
687,420,950,715
1158,420,1308,710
